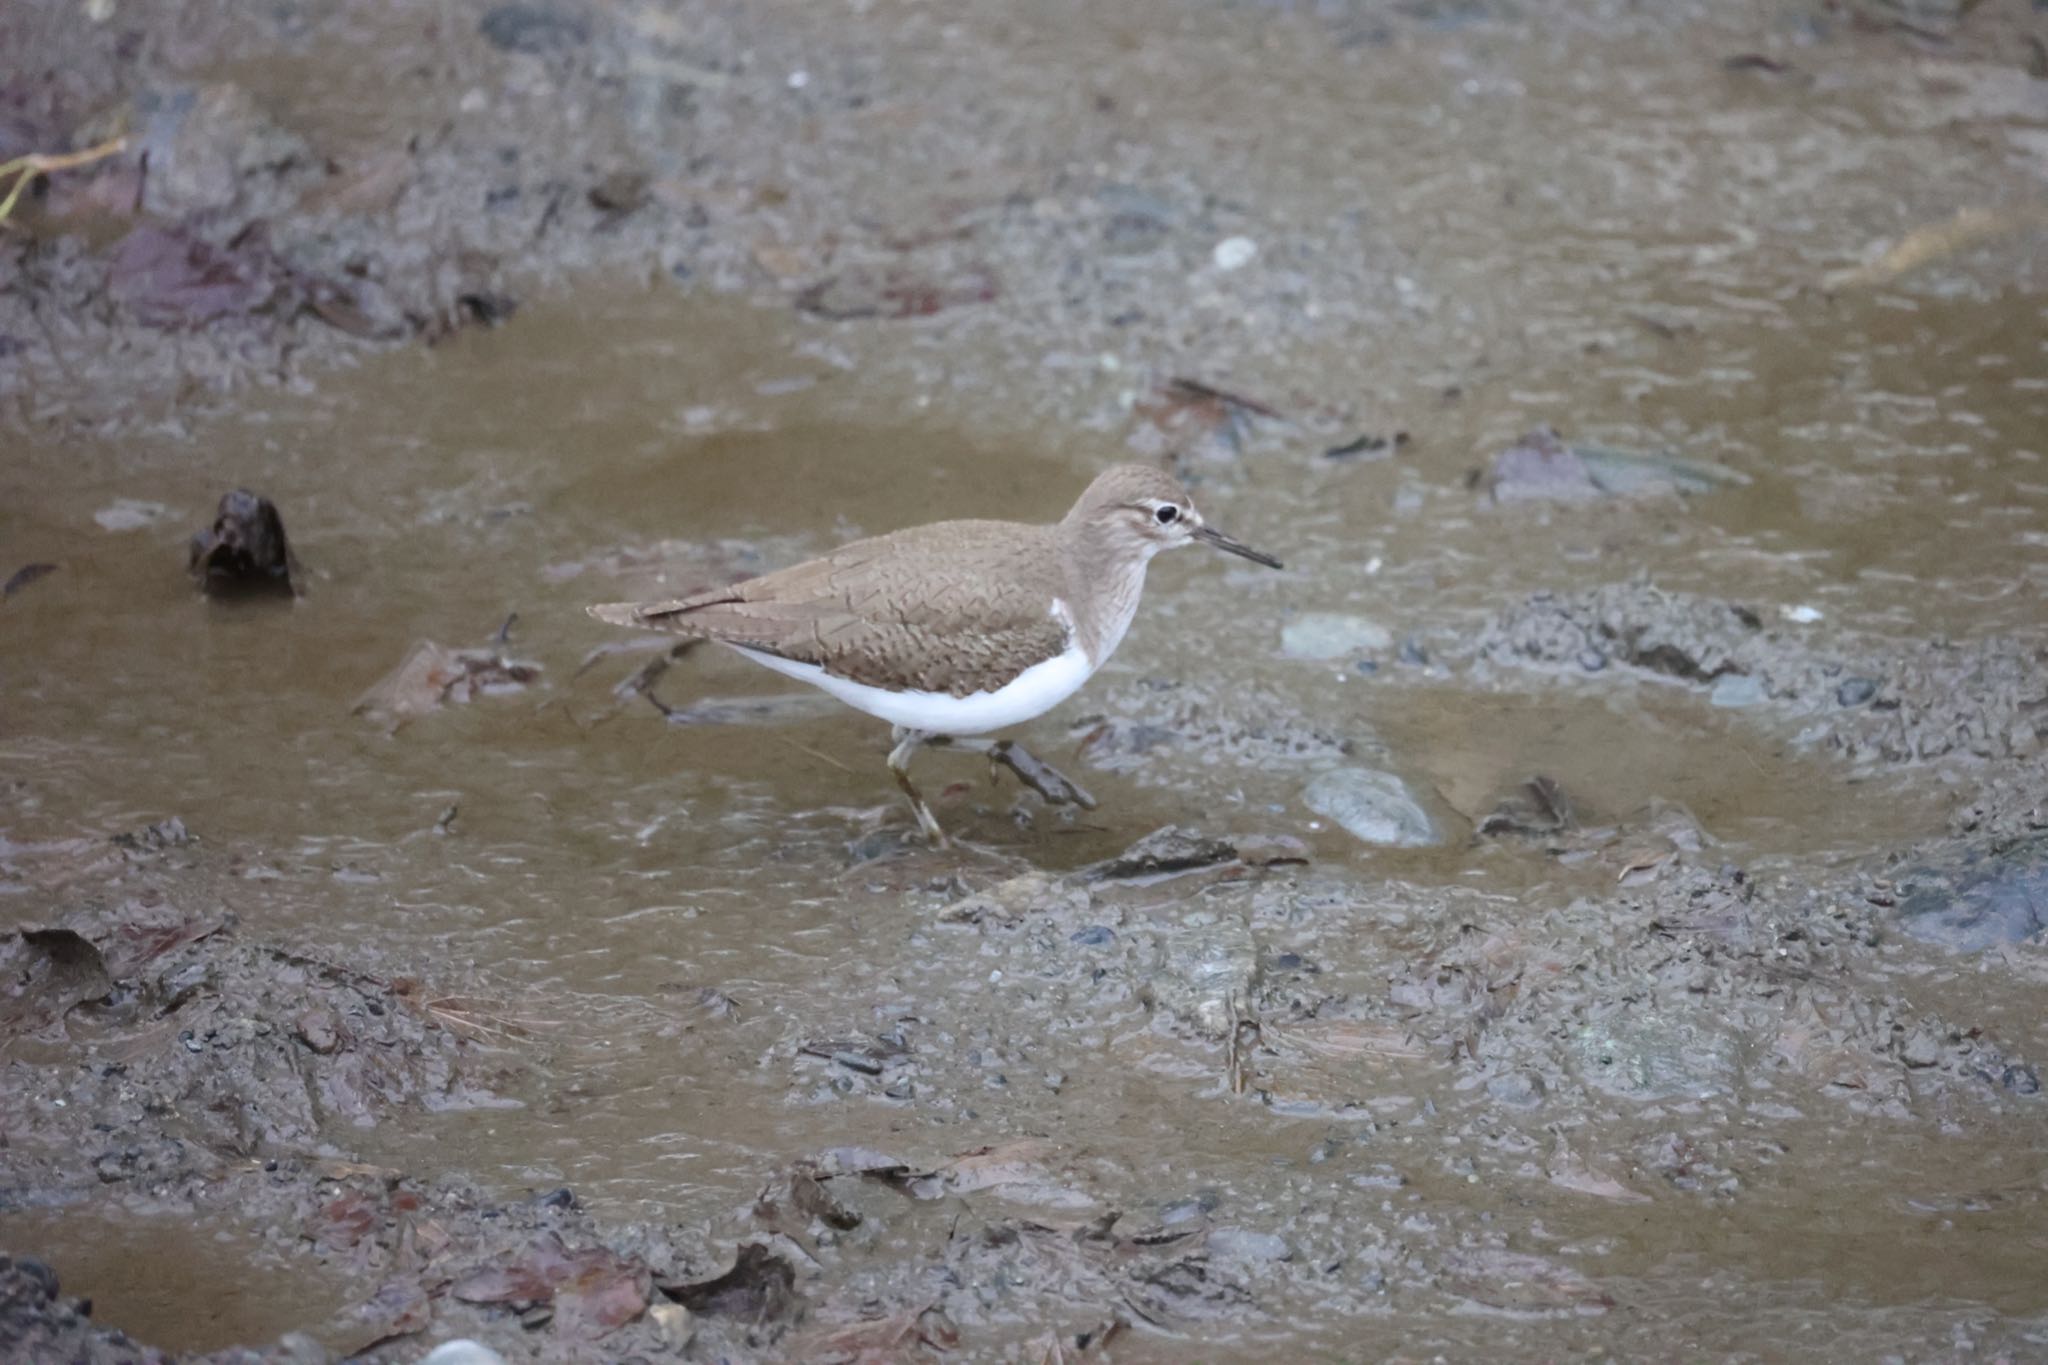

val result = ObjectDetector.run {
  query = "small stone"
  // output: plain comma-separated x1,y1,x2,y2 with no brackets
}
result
1207,1227,1292,1262
94,498,172,532
1303,768,1439,848
1211,236,1258,271
1485,1070,1546,1108
479,3,591,54
1709,674,1766,708
1577,649,1609,672
1900,1031,1943,1068
422,1341,512,1365
1836,677,1878,708
1896,839,2048,951
1069,925,1115,946
294,1009,340,1055
1160,1191,1221,1224
1282,612,1393,660
650,1303,693,1347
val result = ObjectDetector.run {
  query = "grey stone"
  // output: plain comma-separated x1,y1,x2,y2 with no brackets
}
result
1897,837,2048,951
1281,612,1393,660
1207,1227,1292,1262
1303,768,1438,848
1573,1011,1742,1100
1709,674,1766,708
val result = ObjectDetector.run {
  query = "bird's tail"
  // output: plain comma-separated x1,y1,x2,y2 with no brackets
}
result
586,601,693,631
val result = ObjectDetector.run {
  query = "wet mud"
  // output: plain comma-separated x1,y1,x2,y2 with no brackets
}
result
5,0,2048,1360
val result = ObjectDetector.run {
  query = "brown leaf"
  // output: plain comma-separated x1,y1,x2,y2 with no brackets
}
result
309,1191,381,1250
795,264,999,320
107,224,280,329
1438,1248,1612,1313
660,1243,799,1322
0,928,113,1038
450,1232,649,1338
554,1255,651,1340
793,1305,959,1363
353,642,541,725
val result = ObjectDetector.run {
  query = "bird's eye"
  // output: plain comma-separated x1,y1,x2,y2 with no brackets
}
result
1154,505,1180,525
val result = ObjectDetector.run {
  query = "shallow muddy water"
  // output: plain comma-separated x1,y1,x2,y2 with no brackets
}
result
4,0,2046,1359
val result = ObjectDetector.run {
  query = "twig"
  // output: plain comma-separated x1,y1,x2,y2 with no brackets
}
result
777,735,855,774
0,136,129,225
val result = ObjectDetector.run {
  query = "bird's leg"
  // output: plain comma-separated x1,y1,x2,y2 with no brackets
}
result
936,736,1098,811
887,727,949,847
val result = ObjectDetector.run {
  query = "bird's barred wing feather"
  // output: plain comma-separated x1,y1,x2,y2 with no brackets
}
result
586,520,1071,697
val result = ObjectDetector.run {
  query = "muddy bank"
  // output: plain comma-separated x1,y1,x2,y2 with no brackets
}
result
5,0,2048,1359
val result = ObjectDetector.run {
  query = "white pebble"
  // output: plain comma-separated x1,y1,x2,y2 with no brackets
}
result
1780,604,1823,624
1211,236,1258,271
420,1343,508,1365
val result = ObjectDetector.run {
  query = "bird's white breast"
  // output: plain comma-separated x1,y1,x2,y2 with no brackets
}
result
728,641,1096,736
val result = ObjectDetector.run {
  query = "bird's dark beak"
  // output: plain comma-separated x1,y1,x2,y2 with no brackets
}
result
1194,524,1283,569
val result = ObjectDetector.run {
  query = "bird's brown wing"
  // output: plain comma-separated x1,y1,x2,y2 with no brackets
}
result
587,520,1071,697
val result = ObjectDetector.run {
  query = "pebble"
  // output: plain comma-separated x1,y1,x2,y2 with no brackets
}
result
1577,648,1609,672
1836,676,1878,708
1709,674,1766,708
1281,612,1393,660
421,1342,509,1365
1207,1227,1293,1262
1069,924,1115,946
1211,236,1258,270
1302,768,1439,848
478,3,591,54
94,498,172,532
1897,843,2048,951
1484,1070,1546,1109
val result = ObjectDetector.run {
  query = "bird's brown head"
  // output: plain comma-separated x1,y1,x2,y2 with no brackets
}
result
1063,463,1283,569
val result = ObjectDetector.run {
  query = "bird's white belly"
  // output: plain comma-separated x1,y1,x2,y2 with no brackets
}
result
728,644,1095,735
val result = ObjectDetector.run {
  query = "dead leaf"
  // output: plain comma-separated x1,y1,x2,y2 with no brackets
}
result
451,1232,650,1339
353,641,541,726
107,223,280,328
1438,1248,1612,1314
1824,207,2048,291
660,1243,799,1322
792,1305,958,1363
795,263,999,319
1,928,113,1038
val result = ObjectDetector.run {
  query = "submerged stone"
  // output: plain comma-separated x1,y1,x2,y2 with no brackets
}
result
1303,768,1438,847
1281,612,1393,660
1896,838,2048,952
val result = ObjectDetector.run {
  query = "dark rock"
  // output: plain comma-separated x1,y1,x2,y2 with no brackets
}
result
1069,925,1116,946
1896,838,2048,951
3,563,57,599
188,488,302,596
1837,677,1878,708
480,3,592,54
